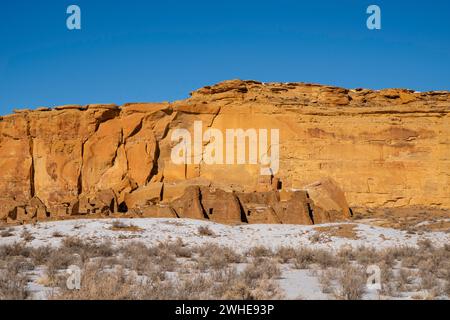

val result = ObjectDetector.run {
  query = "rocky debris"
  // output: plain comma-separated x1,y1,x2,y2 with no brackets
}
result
0,178,350,225
0,79,449,225
120,182,349,225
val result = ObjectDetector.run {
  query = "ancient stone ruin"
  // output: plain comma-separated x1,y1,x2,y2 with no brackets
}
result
0,80,449,224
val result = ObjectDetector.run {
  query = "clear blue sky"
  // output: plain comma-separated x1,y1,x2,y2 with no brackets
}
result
0,0,449,115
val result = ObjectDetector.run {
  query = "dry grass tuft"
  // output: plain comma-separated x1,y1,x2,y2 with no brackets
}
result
246,246,274,258
0,267,29,300
274,247,296,264
20,228,34,242
243,258,281,283
52,231,64,238
1,228,14,238
109,220,143,232
0,242,31,258
334,265,366,300
54,262,141,300
319,269,337,294
197,225,216,237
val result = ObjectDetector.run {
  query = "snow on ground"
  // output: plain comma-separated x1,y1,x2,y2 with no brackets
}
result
1,218,448,300
1,218,448,251
279,268,328,299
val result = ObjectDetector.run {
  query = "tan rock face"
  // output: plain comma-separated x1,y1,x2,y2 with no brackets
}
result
0,114,32,204
0,80,449,224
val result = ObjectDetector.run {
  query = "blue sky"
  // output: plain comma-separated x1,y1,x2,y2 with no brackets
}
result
0,0,449,115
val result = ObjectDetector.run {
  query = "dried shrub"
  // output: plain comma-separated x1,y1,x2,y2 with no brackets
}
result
313,249,338,268
54,262,141,300
334,265,366,300
20,228,34,242
242,258,281,284
293,247,337,269
337,246,355,262
195,244,242,264
29,246,52,265
158,238,192,258
379,263,397,297
0,228,14,238
173,274,213,300
197,225,215,237
52,231,64,238
419,271,438,291
0,242,30,258
319,269,337,294
354,246,379,266
308,232,324,243
293,247,315,269
109,220,142,232
247,246,274,258
0,268,29,300
221,278,283,300
274,247,296,264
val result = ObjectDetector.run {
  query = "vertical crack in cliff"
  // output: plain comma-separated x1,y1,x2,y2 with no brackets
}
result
25,114,35,198
197,188,210,220
140,117,161,184
78,138,86,195
98,128,124,191
305,191,315,224
237,197,249,223
207,106,222,128
146,140,160,184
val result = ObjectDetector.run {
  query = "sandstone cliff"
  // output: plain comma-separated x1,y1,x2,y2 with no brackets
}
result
0,80,449,224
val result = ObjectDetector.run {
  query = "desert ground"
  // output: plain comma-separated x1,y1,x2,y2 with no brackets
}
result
1,214,448,300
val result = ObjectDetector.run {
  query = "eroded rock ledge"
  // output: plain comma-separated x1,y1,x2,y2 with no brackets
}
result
1,80,449,224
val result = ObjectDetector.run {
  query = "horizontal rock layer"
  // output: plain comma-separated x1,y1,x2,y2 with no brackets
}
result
0,79,449,224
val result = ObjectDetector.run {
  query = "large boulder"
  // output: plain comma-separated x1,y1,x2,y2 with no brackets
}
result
76,189,117,216
169,185,243,223
303,178,352,223
124,183,163,209
199,187,243,224
276,191,313,225
140,205,178,218
237,191,282,224
170,186,206,220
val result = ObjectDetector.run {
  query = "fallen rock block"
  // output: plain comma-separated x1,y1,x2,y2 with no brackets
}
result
171,186,206,220
124,182,163,209
276,191,313,225
303,178,352,223
140,205,178,218
199,187,243,224
76,189,118,216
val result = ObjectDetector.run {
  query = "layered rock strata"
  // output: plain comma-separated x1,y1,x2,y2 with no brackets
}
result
1,80,448,224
